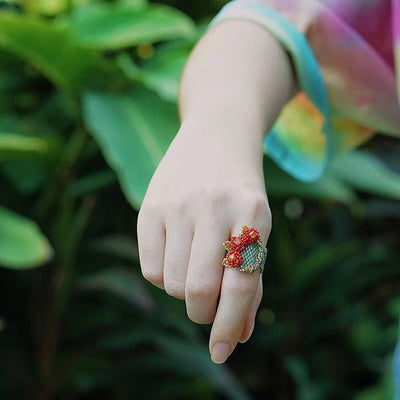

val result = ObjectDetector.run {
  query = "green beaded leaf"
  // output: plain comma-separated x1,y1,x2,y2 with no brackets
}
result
238,242,267,274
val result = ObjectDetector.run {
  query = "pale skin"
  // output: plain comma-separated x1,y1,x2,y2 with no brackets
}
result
137,2,296,364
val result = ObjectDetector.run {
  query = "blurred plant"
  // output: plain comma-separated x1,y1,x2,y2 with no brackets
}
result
0,0,399,399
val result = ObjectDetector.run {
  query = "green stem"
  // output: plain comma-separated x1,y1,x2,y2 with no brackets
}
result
54,196,96,314
37,196,95,398
34,129,87,219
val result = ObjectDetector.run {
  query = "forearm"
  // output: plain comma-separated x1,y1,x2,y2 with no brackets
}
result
141,5,294,362
178,17,296,141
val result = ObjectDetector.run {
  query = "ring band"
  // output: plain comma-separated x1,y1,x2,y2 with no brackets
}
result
222,225,267,274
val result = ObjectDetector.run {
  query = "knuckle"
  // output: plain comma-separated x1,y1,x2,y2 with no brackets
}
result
225,279,255,296
264,204,273,227
137,209,147,234
142,269,164,286
187,311,215,325
168,198,188,216
137,241,158,268
138,201,162,223
261,214,272,239
212,325,240,343
186,280,217,299
164,283,185,300
207,188,229,209
242,192,272,238
249,193,271,218
164,194,196,219
201,187,231,216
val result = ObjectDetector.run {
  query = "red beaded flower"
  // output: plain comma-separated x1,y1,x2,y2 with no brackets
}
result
229,236,245,252
226,250,242,268
242,227,260,244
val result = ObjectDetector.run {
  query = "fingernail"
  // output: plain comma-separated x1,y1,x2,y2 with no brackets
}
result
239,322,255,344
211,342,231,364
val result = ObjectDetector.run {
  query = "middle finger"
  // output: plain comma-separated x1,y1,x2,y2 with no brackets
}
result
185,212,229,324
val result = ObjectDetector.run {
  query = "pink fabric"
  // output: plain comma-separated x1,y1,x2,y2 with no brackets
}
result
265,0,400,137
211,0,400,180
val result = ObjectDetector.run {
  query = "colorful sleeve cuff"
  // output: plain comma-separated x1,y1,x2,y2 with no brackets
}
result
207,0,336,182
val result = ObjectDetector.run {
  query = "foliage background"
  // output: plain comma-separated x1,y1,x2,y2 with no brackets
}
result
0,0,399,399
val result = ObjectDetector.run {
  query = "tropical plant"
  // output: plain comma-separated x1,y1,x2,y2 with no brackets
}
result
0,0,399,399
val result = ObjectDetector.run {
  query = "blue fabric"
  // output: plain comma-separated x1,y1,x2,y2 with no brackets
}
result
208,0,336,182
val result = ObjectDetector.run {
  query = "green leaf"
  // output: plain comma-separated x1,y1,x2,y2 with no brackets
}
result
79,267,155,311
0,132,50,160
0,206,53,269
67,170,116,197
285,357,326,400
87,235,138,262
288,241,361,291
83,86,179,209
264,157,356,203
0,12,97,90
2,161,49,193
154,336,251,400
118,41,191,102
69,3,196,49
21,0,68,15
118,0,148,8
0,125,62,193
354,358,396,400
331,150,400,199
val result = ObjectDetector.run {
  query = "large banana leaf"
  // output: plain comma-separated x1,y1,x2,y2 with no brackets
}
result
331,150,400,200
84,86,358,209
0,206,53,269
0,11,97,90
83,86,179,209
117,41,192,103
69,2,196,49
264,157,356,203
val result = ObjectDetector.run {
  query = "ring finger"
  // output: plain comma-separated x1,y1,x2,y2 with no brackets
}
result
209,222,268,363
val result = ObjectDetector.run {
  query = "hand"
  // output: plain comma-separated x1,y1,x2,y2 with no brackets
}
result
137,115,272,363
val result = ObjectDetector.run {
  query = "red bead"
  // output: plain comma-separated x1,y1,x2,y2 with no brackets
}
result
241,235,250,245
243,227,260,243
226,251,242,267
231,236,242,246
230,236,245,252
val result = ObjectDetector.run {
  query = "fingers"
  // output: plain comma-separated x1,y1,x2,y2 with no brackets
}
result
185,213,229,324
137,207,165,289
239,276,263,343
138,187,271,365
163,215,194,299
209,262,259,363
210,212,271,364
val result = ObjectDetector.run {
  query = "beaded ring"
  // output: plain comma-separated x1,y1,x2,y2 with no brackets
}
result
222,225,267,274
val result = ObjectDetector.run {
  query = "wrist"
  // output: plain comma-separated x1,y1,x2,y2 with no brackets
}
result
180,104,269,145
177,112,266,181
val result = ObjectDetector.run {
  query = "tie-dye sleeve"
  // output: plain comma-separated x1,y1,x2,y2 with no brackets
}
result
208,0,400,182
